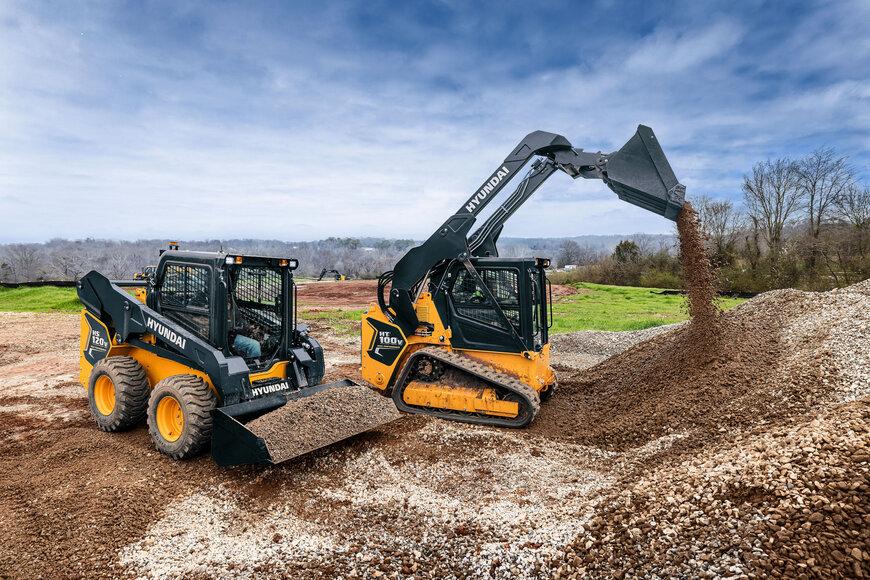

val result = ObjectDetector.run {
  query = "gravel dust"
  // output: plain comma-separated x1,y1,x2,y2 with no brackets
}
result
677,201,723,329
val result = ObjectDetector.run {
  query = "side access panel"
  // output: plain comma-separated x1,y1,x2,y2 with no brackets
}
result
79,310,113,387
361,306,409,391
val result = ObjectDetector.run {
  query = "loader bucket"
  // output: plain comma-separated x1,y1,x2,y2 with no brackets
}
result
604,125,686,221
211,379,400,467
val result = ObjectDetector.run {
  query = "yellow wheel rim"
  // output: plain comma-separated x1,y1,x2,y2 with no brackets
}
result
156,396,184,442
94,375,116,416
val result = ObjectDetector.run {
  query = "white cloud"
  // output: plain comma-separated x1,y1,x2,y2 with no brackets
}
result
0,2,868,243
624,20,744,74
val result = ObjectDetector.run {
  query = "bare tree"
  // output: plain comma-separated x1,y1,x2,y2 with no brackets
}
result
835,182,870,257
690,194,714,224
796,148,853,240
1,244,40,282
629,233,657,256
556,240,582,267
742,158,802,261
704,200,743,260
48,248,87,280
106,250,132,279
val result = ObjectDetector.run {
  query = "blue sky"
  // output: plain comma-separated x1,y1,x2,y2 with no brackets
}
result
1,0,868,243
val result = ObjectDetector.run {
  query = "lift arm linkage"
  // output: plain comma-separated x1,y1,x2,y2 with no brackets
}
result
385,125,685,335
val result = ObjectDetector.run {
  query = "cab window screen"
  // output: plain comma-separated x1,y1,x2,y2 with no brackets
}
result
230,266,283,337
162,264,210,310
226,266,284,365
160,264,210,340
451,268,519,331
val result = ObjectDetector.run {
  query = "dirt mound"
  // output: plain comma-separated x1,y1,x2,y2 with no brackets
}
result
532,282,867,452
530,304,782,450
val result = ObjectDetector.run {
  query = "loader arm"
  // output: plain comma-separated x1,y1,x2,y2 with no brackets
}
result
385,125,686,335
77,270,251,405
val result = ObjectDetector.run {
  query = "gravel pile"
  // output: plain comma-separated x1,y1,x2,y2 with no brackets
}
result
548,279,870,578
246,384,400,462
7,275,866,579
552,400,870,579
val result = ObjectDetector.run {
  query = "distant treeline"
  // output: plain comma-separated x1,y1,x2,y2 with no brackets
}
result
0,234,671,283
0,237,414,282
551,148,870,292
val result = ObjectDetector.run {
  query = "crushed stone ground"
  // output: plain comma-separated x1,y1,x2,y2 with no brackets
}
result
0,279,868,579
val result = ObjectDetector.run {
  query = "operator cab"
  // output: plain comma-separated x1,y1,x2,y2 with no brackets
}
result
430,257,550,354
149,250,300,371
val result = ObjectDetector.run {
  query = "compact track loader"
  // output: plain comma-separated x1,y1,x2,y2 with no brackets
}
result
362,125,686,427
78,249,398,466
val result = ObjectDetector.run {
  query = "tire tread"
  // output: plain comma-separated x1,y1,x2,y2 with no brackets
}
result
147,374,217,460
88,356,150,432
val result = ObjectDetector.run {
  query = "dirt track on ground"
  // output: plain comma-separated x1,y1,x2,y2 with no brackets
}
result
0,280,868,579
296,280,379,309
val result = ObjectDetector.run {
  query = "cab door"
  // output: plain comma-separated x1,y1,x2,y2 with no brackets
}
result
156,262,214,344
443,262,530,353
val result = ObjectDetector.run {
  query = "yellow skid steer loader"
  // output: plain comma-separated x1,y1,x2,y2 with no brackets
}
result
78,250,398,466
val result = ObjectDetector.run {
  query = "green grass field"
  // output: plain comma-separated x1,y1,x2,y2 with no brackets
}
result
549,282,744,333
0,283,746,333
0,286,82,313
297,306,364,336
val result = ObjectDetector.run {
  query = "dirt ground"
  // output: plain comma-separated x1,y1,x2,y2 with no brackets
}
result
0,280,868,579
296,280,379,309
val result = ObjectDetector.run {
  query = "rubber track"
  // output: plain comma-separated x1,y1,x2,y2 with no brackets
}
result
392,346,541,428
89,356,150,432
147,374,217,460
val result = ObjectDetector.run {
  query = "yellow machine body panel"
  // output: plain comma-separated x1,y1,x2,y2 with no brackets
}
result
79,310,293,400
401,382,519,417
79,310,216,393
361,293,556,401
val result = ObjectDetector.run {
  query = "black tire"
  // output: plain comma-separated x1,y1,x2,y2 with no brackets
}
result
87,356,150,432
147,374,217,460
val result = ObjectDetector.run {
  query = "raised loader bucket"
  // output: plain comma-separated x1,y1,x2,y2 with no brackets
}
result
603,125,686,221
211,379,400,467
